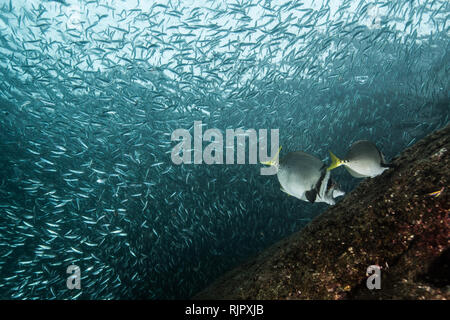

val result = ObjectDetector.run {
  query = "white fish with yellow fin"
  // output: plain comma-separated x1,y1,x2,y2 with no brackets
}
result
327,140,394,178
262,147,344,205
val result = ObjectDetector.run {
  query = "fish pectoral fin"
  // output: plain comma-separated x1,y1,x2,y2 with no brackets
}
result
327,150,344,171
305,189,317,203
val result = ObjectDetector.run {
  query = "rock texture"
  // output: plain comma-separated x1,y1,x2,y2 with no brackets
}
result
194,125,450,300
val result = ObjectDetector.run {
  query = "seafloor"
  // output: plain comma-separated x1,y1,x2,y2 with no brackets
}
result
194,124,449,300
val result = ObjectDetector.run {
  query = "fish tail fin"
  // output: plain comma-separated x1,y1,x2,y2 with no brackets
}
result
261,146,282,167
327,150,344,171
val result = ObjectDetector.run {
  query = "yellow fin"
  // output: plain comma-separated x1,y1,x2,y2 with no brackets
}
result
261,146,282,166
327,150,344,171
427,187,444,197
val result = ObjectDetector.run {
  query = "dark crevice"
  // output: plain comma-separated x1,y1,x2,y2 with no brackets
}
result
416,247,450,289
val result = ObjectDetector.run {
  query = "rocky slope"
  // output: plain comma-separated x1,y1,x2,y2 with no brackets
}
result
194,124,449,300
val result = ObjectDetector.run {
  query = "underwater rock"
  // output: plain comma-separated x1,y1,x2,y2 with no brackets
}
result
193,124,450,300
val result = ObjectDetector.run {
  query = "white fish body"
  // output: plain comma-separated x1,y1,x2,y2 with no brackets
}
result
277,151,344,205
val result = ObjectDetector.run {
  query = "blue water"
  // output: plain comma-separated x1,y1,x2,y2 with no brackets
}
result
0,0,448,299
